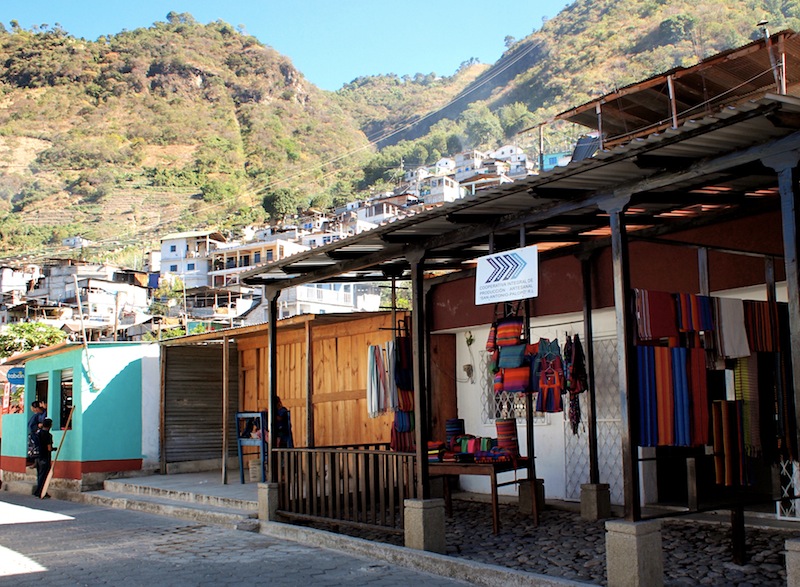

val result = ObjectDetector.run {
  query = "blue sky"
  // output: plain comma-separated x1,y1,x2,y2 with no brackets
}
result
1,1,569,91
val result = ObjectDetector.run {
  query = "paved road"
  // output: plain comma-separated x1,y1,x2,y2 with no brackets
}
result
0,493,472,587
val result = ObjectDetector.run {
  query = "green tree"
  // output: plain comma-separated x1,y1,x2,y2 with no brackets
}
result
460,103,503,149
0,322,67,358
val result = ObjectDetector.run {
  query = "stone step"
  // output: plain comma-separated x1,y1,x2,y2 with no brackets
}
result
76,489,259,532
3,479,36,496
103,478,258,511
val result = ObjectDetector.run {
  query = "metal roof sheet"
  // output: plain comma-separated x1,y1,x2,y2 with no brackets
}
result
242,95,800,289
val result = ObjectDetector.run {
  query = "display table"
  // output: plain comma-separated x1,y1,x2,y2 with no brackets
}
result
429,457,537,534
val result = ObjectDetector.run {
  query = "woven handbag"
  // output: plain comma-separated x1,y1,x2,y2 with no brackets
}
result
498,343,526,369
502,366,530,393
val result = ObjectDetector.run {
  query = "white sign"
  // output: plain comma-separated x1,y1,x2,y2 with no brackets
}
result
475,245,538,305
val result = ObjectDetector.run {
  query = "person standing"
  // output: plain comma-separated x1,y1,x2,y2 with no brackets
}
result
33,418,54,499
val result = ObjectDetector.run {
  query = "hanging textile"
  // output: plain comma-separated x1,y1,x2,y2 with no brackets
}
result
534,338,564,413
366,345,389,418
394,334,414,390
654,347,674,446
671,347,691,447
743,300,778,353
675,293,714,332
564,334,589,435
385,340,399,411
495,418,520,457
634,289,679,340
637,345,658,447
688,347,709,446
734,355,761,457
714,297,751,359
712,399,751,487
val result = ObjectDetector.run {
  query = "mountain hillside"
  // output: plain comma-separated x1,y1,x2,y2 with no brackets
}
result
1,1,799,262
363,0,800,148
0,13,371,260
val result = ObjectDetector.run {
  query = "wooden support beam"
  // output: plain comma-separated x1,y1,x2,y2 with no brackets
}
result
222,336,229,485
602,194,641,522
408,250,430,499
581,254,600,485
266,286,280,484
762,151,800,459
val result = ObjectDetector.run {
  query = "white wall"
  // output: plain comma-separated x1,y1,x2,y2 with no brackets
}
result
140,345,161,469
439,308,618,501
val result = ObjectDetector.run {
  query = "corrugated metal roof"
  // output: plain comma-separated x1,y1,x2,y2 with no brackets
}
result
242,94,800,289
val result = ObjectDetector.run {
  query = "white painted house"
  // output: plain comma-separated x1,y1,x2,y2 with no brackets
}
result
159,230,227,290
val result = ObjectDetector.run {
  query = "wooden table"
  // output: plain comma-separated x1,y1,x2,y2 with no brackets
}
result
429,457,537,535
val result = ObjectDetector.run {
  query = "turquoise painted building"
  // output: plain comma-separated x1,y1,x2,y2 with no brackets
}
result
0,342,160,491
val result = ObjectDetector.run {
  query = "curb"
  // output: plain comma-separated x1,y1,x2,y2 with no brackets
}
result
257,519,592,587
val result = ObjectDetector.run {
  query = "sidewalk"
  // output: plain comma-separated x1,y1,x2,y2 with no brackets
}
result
19,470,797,586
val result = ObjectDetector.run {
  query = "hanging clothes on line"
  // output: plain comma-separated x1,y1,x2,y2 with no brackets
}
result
366,344,389,418
675,293,714,333
714,297,751,359
534,338,564,413
564,334,588,435
634,289,679,341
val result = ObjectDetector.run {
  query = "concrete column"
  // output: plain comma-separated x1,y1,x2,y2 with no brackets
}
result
257,482,280,521
581,483,611,521
786,538,800,586
606,519,663,587
518,478,545,515
404,498,446,553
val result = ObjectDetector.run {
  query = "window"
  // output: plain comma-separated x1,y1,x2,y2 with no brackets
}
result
187,263,195,271
35,373,48,407
241,255,250,267
266,250,274,262
170,265,178,272
254,252,261,264
169,245,176,252
59,369,73,430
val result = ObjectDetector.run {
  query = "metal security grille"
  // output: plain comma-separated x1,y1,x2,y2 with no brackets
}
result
163,344,239,463
564,337,624,504
481,350,548,425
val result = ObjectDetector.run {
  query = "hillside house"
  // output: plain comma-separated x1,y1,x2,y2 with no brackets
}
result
160,230,226,289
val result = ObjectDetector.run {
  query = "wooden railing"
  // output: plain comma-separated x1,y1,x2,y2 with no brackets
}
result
272,445,417,534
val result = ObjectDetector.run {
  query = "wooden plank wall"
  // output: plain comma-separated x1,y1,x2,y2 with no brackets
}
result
237,313,404,447
311,314,397,446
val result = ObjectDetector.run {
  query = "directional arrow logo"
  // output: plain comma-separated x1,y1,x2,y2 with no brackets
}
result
484,252,527,283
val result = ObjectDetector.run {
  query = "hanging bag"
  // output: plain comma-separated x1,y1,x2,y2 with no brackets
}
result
496,301,525,347
497,343,526,369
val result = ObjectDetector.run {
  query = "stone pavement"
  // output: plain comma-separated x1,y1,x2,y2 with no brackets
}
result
325,497,796,586
0,493,475,587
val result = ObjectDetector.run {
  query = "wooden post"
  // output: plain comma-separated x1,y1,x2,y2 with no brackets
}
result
266,286,280,483
222,335,229,485
581,254,600,485
408,250,429,499
667,75,679,129
762,152,800,458
305,321,314,448
602,194,640,521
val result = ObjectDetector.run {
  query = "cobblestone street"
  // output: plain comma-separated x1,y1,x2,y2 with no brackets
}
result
0,494,471,587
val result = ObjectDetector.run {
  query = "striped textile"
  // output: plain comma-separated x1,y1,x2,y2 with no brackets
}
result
655,347,674,446
743,300,779,353
636,345,658,447
496,418,520,456
734,355,761,457
688,347,709,446
445,418,465,450
634,289,679,340
676,293,714,333
671,347,691,447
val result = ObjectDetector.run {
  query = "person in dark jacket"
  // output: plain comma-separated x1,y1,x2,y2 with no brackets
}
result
33,418,54,499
